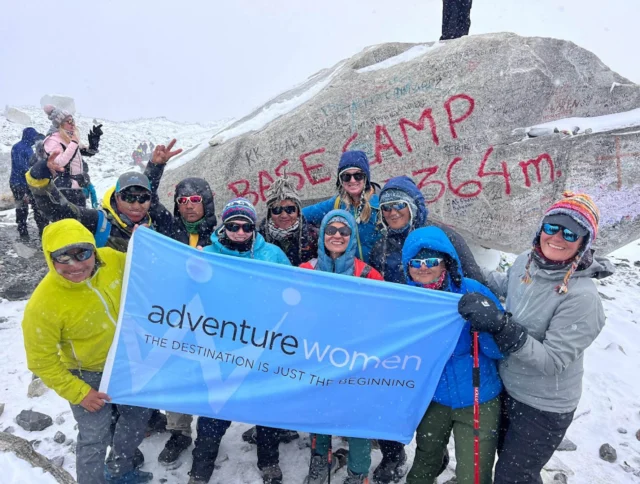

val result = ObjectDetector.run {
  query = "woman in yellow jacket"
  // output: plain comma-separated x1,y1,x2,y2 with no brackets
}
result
22,219,153,484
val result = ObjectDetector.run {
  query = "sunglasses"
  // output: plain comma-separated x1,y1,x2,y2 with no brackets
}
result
52,248,94,264
381,201,408,212
225,222,254,233
63,118,75,125
176,195,203,205
325,225,352,237
409,258,443,269
271,206,297,215
339,172,366,183
119,192,152,204
541,223,581,242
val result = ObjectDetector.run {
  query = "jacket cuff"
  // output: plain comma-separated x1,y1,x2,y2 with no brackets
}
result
68,381,93,405
28,160,53,181
494,319,528,353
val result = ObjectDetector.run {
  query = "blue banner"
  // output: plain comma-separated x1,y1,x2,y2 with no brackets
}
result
101,228,465,443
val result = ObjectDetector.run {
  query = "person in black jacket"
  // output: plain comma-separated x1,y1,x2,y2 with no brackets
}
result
27,140,182,252
441,0,473,40
258,176,318,266
368,175,483,484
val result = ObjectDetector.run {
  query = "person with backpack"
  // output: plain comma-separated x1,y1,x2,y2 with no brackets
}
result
458,192,614,484
10,127,44,240
189,198,290,484
401,226,503,484
27,140,181,252
301,209,383,484
42,104,102,207
22,219,153,484
302,151,381,262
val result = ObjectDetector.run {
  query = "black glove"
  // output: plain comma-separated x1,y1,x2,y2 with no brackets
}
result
87,124,103,152
30,158,53,180
459,292,528,353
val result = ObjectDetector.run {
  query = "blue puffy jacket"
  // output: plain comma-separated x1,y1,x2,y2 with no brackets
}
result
402,226,503,409
10,128,41,187
302,193,381,262
204,230,291,266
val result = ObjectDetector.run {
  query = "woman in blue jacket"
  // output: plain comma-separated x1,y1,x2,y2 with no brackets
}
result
403,226,503,484
302,151,381,262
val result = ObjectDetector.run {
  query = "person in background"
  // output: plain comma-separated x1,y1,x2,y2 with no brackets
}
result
22,219,153,484
441,0,473,40
459,192,614,484
10,127,45,240
259,175,318,266
301,209,383,484
402,226,503,484
191,198,290,484
303,151,381,262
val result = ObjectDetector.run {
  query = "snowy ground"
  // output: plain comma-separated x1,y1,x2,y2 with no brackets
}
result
0,233,638,483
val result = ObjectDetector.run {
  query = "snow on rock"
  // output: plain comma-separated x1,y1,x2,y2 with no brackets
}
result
524,107,640,135
39,95,76,115
0,452,59,484
356,43,443,73
4,107,32,126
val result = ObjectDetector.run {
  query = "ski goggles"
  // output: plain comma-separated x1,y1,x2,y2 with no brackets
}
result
51,247,95,264
176,195,203,205
325,225,352,237
408,258,443,269
119,191,152,204
541,223,580,242
224,222,255,233
271,206,297,215
339,171,366,183
381,201,409,212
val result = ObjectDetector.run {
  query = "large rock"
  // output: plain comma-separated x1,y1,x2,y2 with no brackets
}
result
4,107,32,126
39,95,76,114
161,32,640,254
15,410,53,432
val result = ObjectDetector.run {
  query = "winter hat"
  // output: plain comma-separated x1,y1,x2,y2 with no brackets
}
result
265,176,301,210
325,215,350,229
43,104,71,129
336,151,371,189
379,188,418,229
221,197,257,224
523,191,600,294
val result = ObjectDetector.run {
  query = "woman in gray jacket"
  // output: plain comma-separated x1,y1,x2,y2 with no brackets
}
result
457,191,614,484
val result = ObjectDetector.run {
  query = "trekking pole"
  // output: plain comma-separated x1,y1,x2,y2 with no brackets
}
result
327,436,333,484
472,331,480,484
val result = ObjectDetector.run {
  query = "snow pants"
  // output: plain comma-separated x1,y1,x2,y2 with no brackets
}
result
406,397,500,484
313,434,371,476
494,393,574,484
166,411,193,436
441,0,473,40
69,371,152,484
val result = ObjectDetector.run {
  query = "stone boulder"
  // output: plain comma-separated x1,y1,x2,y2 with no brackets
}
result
39,95,76,114
161,32,640,254
15,410,53,432
4,107,32,126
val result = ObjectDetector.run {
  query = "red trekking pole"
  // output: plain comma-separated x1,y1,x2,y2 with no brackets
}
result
472,331,481,484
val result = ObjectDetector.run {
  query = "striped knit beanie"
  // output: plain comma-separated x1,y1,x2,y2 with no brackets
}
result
221,197,257,224
522,191,600,294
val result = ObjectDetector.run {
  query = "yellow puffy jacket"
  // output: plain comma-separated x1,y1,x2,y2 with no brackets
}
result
22,219,126,404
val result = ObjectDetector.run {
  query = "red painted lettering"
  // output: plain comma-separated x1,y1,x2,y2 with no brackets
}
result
258,170,274,202
373,125,403,165
444,94,475,139
477,146,511,195
411,166,446,203
274,159,305,190
399,108,439,152
227,180,259,206
446,156,482,198
300,148,331,186
342,132,359,152
519,154,555,187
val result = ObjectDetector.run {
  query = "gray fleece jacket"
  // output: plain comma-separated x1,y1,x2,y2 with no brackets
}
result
484,251,614,413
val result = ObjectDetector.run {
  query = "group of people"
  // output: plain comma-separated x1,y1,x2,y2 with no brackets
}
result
132,141,155,169
20,126,613,484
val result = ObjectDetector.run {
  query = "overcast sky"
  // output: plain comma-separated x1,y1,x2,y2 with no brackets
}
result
2,0,638,123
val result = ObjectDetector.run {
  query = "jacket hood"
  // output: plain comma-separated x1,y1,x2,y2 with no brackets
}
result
172,177,216,226
316,209,358,275
380,176,428,229
41,219,97,287
402,226,464,289
209,231,267,257
21,127,41,145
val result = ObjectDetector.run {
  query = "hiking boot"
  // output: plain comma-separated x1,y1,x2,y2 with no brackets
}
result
260,463,283,484
372,448,406,483
343,469,370,484
304,454,337,484
145,410,167,436
158,431,192,465
242,426,299,445
105,468,153,484
189,452,217,484
133,448,144,470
